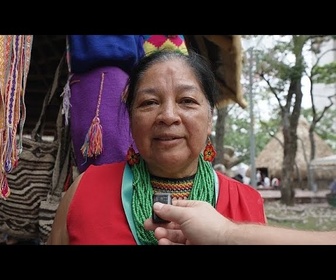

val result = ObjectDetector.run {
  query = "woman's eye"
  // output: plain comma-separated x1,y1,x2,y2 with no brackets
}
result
141,100,157,107
181,98,196,105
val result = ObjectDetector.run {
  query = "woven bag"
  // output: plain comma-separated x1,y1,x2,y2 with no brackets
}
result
0,54,68,241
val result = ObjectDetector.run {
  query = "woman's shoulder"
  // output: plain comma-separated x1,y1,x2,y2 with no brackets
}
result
83,161,127,176
68,161,128,209
216,171,261,197
215,171,266,223
72,162,126,192
73,161,127,197
84,160,127,179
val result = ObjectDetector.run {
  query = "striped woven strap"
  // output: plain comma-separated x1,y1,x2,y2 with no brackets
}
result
0,35,33,199
17,35,33,154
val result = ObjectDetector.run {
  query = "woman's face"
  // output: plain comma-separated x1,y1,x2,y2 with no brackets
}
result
130,59,213,178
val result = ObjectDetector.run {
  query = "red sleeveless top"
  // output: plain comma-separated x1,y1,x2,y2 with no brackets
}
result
67,162,266,245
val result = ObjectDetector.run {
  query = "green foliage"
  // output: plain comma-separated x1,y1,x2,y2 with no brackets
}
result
312,62,336,84
222,104,280,163
310,35,336,54
256,38,307,82
223,107,252,158
302,107,336,151
258,50,293,82
221,35,336,172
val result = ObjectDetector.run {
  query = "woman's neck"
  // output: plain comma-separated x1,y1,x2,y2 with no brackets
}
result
150,174,195,200
145,159,199,179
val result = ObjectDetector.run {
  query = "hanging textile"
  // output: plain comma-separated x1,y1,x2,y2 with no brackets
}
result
0,35,33,199
64,35,144,173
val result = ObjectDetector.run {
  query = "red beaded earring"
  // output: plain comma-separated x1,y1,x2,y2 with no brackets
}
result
126,144,140,166
203,137,216,162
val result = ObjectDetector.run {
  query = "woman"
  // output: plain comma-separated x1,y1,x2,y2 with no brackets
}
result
47,49,266,245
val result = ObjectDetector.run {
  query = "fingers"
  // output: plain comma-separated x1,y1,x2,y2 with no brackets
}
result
154,227,187,244
171,199,199,207
157,238,184,245
144,200,214,245
144,217,180,231
144,200,199,230
152,200,208,224
151,201,191,224
144,219,187,244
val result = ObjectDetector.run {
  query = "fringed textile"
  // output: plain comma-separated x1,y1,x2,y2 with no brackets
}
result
69,66,133,173
0,35,33,199
80,72,105,161
61,73,73,126
61,36,72,126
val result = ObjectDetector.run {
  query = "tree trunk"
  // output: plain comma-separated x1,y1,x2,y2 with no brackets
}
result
279,35,306,206
280,181,296,205
280,114,297,206
214,107,227,165
280,85,302,206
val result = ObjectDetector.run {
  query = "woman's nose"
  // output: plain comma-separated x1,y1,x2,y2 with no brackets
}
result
156,102,181,124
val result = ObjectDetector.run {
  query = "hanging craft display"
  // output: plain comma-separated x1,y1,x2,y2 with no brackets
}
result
0,35,33,199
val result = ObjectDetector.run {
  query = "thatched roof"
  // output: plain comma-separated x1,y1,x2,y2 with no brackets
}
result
185,35,247,109
311,154,336,167
310,155,336,180
246,116,335,180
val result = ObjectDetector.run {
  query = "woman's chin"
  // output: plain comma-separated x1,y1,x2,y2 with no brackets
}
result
148,154,198,176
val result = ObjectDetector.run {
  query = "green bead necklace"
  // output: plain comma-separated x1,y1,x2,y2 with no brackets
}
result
130,154,216,245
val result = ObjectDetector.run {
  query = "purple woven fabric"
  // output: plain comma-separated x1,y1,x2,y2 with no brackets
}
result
69,66,135,173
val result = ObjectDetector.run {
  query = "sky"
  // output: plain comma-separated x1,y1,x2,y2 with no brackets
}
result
242,36,313,109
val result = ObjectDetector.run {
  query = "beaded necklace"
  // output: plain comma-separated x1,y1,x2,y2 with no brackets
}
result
131,154,215,245
151,174,195,200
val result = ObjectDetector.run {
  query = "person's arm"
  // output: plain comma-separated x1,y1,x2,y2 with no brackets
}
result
144,200,336,245
46,173,83,245
225,222,336,245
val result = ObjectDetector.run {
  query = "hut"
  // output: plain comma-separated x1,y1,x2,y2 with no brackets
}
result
310,154,336,171
246,116,335,189
310,154,336,184
185,35,247,109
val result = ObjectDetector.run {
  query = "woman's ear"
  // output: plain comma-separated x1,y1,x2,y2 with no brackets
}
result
121,84,129,103
207,113,213,135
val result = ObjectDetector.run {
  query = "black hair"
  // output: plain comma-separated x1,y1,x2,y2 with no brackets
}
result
124,49,218,116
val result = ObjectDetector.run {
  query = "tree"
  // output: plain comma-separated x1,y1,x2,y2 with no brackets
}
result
306,36,336,159
249,35,336,205
250,36,307,205
303,37,336,189
302,107,336,152
213,107,228,166
214,36,336,204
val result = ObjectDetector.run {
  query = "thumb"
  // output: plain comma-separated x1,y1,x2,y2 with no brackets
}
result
153,200,195,223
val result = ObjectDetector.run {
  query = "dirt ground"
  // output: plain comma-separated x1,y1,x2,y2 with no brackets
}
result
264,200,336,231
